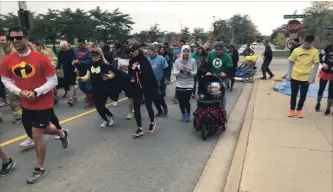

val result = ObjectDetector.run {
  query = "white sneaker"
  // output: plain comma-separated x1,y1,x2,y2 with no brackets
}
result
108,117,114,126
100,121,109,128
126,113,132,119
19,138,35,148
112,103,118,107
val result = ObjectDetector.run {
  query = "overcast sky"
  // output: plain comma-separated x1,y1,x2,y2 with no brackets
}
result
0,0,311,35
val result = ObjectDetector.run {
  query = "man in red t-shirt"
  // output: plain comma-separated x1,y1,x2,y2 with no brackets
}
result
0,27,69,184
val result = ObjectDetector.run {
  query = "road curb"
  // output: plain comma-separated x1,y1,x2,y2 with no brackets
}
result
193,82,255,192
223,80,259,192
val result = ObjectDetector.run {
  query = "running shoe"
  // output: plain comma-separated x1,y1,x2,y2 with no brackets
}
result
324,109,331,116
26,167,47,184
147,123,156,133
108,116,114,126
0,158,15,177
185,113,191,122
100,121,109,128
133,128,144,138
181,114,186,121
126,113,132,120
60,129,69,149
19,138,35,148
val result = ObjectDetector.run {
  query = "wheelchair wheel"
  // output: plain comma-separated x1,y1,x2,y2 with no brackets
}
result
201,123,208,141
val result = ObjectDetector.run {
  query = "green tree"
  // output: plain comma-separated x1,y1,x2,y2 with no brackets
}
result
164,32,179,43
300,1,333,47
31,9,62,51
0,13,20,30
180,26,190,42
192,27,207,43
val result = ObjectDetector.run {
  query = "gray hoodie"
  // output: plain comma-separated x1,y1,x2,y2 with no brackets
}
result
173,45,197,89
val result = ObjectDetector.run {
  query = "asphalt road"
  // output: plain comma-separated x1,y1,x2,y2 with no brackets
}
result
0,79,245,192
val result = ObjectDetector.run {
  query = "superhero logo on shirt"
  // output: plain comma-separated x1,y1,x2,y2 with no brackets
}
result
77,52,86,59
11,62,36,79
91,66,101,74
212,58,222,68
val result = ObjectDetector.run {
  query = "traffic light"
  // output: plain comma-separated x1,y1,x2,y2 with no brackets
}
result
18,10,33,30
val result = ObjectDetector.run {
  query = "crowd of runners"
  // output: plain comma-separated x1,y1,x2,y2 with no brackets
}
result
0,26,241,184
0,26,332,185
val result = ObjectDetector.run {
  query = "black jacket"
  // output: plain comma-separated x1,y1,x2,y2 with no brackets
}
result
128,53,158,92
320,44,333,73
264,44,272,60
56,48,75,72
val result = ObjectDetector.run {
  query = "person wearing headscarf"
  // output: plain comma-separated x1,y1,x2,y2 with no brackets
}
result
227,44,239,91
173,45,197,122
128,41,158,138
77,47,118,127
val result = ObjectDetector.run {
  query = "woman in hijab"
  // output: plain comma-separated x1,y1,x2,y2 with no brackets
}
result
173,45,197,122
228,44,239,91
128,41,158,138
77,47,117,127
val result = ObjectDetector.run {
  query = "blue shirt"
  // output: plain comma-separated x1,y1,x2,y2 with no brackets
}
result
148,55,168,86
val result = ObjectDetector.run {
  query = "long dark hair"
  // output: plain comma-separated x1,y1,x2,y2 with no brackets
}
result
196,46,208,57
158,47,167,57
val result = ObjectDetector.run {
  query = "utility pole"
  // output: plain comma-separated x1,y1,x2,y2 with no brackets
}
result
231,17,235,44
18,1,33,30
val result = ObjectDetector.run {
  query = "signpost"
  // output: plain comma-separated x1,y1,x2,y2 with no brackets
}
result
284,14,306,19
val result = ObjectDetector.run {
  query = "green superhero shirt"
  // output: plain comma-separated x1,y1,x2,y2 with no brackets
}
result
205,51,233,75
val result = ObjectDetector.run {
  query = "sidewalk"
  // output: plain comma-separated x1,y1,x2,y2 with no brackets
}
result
225,78,332,192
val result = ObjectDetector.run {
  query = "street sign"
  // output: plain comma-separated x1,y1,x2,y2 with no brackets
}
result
284,14,306,19
286,20,302,33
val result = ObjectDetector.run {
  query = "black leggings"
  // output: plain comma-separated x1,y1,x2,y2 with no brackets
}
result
318,79,333,102
93,92,113,121
290,79,310,111
133,91,155,127
177,88,193,114
153,86,167,113
24,108,62,139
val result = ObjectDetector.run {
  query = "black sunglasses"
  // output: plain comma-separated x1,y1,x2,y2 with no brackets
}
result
8,36,24,41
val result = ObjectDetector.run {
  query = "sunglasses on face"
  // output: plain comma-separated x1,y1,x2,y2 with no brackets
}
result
8,36,24,41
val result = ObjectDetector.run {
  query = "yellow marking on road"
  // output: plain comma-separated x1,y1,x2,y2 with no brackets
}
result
0,97,128,147
0,79,176,148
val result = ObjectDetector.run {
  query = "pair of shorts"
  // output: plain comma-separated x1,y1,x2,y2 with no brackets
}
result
64,71,77,86
22,108,52,129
